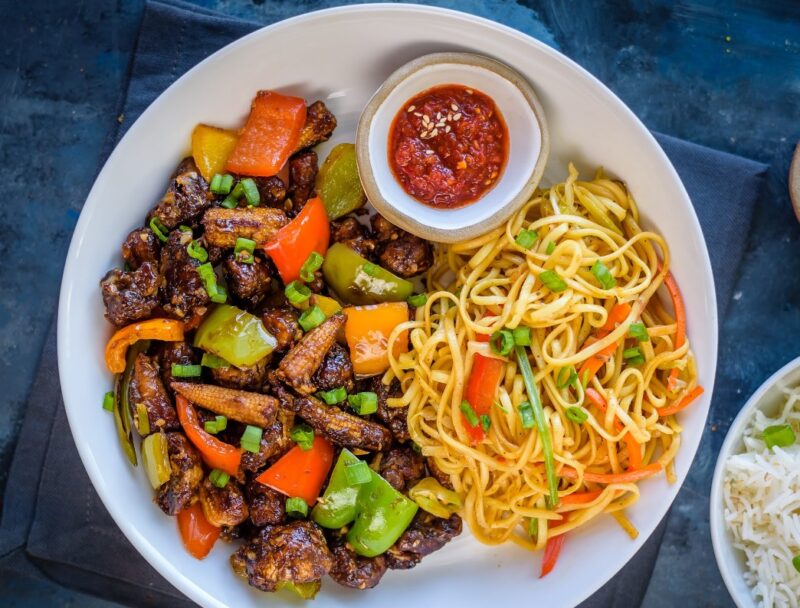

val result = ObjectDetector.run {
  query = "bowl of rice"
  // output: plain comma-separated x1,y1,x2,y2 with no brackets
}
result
711,355,800,608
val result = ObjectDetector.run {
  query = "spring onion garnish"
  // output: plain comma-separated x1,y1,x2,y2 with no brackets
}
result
239,178,260,206
515,229,538,249
566,406,588,424
240,425,263,453
513,326,531,346
300,251,324,283
285,280,311,306
628,322,649,342
348,392,378,415
204,415,228,435
363,262,379,277
591,260,616,289
209,173,234,195
178,225,192,233
149,217,169,242
102,391,115,412
407,293,428,308
480,414,491,433
285,497,309,518
186,239,208,263
290,423,315,451
515,345,558,509
539,270,567,293
460,400,479,427
762,424,796,449
201,353,230,369
221,181,245,209
528,517,539,541
545,241,556,255
209,469,230,488
136,402,151,436
623,347,645,366
234,237,256,264
345,460,372,485
793,554,800,573
556,366,579,389
517,401,534,429
197,263,227,303
317,386,347,405
171,363,202,378
490,329,514,356
298,305,325,332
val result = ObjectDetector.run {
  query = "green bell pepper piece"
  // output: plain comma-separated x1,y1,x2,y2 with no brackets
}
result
194,304,276,368
322,242,414,305
276,580,320,600
317,143,367,220
347,469,419,557
311,448,362,528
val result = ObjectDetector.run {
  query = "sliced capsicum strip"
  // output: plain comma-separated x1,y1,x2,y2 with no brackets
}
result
193,304,277,368
310,448,363,528
322,242,413,305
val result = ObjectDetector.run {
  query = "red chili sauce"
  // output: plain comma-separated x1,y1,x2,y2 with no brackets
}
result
388,84,508,209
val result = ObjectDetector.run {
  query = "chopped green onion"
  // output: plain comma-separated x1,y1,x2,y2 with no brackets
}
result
300,251,324,283
136,402,151,436
220,195,239,209
102,391,115,412
763,424,796,449
480,414,491,433
407,293,428,308
490,329,514,356
460,400,479,427
171,363,202,378
149,217,169,242
234,237,256,265
285,497,309,518
290,423,315,451
545,241,556,255
204,415,228,434
591,260,616,289
186,240,208,263
628,322,649,342
240,425,263,453
515,229,538,249
362,262,379,277
239,178,260,206
528,517,539,540
317,386,347,405
345,460,372,485
298,306,325,332
515,345,558,508
512,326,531,346
556,366,578,389
209,469,229,488
285,280,311,306
178,225,192,233
210,173,234,195
517,401,535,429
197,263,227,303
539,270,567,293
793,554,800,573
566,406,588,424
201,353,230,369
348,392,378,415
623,347,645,365
213,415,227,432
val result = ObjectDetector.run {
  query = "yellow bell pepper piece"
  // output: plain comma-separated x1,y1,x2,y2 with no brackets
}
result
343,303,409,376
191,124,239,182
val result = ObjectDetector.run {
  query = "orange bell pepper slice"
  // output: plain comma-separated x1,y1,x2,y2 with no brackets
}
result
176,395,242,477
225,90,307,177
105,319,185,374
255,435,334,506
343,302,409,376
463,353,505,443
177,502,220,560
191,124,239,182
263,197,329,284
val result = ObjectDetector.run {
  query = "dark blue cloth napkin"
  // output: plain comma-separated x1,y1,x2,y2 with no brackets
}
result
0,1,767,606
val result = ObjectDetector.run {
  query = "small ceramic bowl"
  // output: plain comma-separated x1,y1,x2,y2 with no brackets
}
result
356,52,549,243
710,354,800,607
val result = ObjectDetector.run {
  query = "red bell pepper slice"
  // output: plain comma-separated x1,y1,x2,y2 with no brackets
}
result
177,502,220,560
463,353,505,443
255,435,334,506
225,90,306,177
540,532,566,577
263,197,330,284
176,394,242,477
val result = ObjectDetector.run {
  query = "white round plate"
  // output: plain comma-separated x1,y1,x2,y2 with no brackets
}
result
58,4,718,608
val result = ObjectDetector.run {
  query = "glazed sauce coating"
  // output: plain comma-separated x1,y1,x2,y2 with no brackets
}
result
388,84,508,209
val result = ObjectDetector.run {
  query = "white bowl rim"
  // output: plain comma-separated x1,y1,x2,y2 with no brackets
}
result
57,4,719,608
709,353,800,608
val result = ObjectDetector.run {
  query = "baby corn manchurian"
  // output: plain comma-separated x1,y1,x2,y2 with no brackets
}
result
98,90,460,600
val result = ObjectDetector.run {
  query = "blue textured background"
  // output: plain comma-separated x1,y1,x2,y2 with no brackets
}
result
1,0,799,605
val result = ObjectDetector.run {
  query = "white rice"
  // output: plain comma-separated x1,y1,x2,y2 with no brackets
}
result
723,386,800,608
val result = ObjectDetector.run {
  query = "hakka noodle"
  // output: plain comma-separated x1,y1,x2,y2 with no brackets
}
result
384,164,704,566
